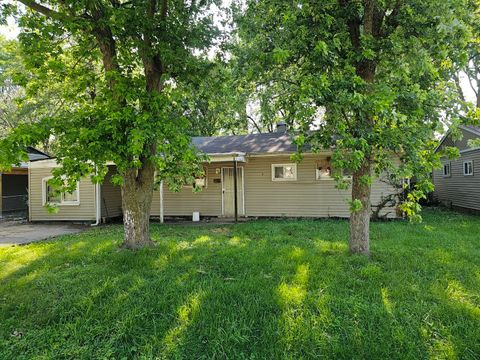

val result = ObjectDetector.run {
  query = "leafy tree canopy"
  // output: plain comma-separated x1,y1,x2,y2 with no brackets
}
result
0,0,228,247
232,0,473,253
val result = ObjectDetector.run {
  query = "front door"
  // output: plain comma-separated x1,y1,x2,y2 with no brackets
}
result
222,167,244,217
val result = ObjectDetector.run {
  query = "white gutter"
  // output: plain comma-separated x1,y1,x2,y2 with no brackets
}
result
207,152,247,163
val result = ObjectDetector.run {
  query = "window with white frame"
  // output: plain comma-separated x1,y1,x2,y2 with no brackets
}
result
463,161,474,176
316,158,332,180
443,162,451,177
272,164,297,181
183,168,207,189
42,177,80,205
316,158,352,180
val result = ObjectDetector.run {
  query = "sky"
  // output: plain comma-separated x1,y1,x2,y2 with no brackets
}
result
0,10,477,104
0,16,19,39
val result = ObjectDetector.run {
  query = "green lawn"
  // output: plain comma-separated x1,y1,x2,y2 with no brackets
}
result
0,209,479,359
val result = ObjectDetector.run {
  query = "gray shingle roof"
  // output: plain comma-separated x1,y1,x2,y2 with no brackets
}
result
27,147,51,161
192,132,307,155
463,125,480,136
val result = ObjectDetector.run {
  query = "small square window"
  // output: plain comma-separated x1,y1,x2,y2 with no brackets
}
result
272,164,297,181
316,158,332,180
463,161,474,176
194,177,206,188
316,158,351,180
183,167,207,189
443,163,451,177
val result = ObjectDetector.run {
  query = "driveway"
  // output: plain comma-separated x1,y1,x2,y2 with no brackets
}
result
0,222,87,246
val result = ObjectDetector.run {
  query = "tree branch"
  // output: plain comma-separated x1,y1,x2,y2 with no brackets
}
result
454,72,466,102
385,0,402,30
339,0,361,50
466,72,478,97
247,115,262,133
17,0,69,21
160,0,167,19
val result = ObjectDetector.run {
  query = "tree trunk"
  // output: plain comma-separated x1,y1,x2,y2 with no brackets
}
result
120,158,156,249
349,160,372,255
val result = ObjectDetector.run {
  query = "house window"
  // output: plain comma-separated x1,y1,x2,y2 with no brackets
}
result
45,181,61,204
443,163,451,177
316,158,332,180
184,169,207,189
272,164,297,181
42,177,80,206
463,161,474,176
342,168,353,179
194,177,207,188
316,158,352,180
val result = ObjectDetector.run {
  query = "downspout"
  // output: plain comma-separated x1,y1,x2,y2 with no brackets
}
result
233,154,238,223
91,169,101,226
160,180,164,223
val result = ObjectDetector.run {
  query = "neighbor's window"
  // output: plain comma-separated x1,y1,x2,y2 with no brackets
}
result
463,161,474,176
443,163,451,177
42,177,80,205
272,164,297,181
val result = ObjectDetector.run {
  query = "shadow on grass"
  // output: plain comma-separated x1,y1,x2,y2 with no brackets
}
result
0,208,479,359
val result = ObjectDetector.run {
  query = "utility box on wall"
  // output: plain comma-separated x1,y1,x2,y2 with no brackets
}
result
192,211,200,222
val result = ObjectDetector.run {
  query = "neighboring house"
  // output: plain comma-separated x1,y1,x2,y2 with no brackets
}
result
0,147,50,218
433,125,480,212
28,126,402,223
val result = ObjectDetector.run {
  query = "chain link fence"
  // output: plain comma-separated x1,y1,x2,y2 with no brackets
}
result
1,195,28,220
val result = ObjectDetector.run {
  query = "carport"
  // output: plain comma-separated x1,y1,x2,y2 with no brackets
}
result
0,147,51,219
0,168,29,217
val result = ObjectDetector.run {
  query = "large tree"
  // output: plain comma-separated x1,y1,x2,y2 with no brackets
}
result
454,0,479,109
0,35,42,136
233,0,471,254
0,35,86,152
0,0,223,248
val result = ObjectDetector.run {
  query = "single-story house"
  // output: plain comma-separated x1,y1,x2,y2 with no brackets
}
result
28,127,402,223
433,125,480,212
0,147,50,218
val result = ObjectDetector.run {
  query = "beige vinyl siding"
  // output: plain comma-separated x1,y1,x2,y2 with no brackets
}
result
151,164,226,217
433,150,480,211
101,166,123,218
29,166,96,221
244,155,398,218
30,154,400,221
154,154,400,219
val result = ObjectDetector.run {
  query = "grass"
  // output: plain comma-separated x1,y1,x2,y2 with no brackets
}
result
0,208,479,359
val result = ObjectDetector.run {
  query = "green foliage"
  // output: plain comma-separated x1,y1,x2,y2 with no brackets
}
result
0,0,226,192
0,209,479,358
233,0,473,219
349,198,363,212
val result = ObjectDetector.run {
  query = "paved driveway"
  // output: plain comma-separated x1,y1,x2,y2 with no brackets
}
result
0,222,87,246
